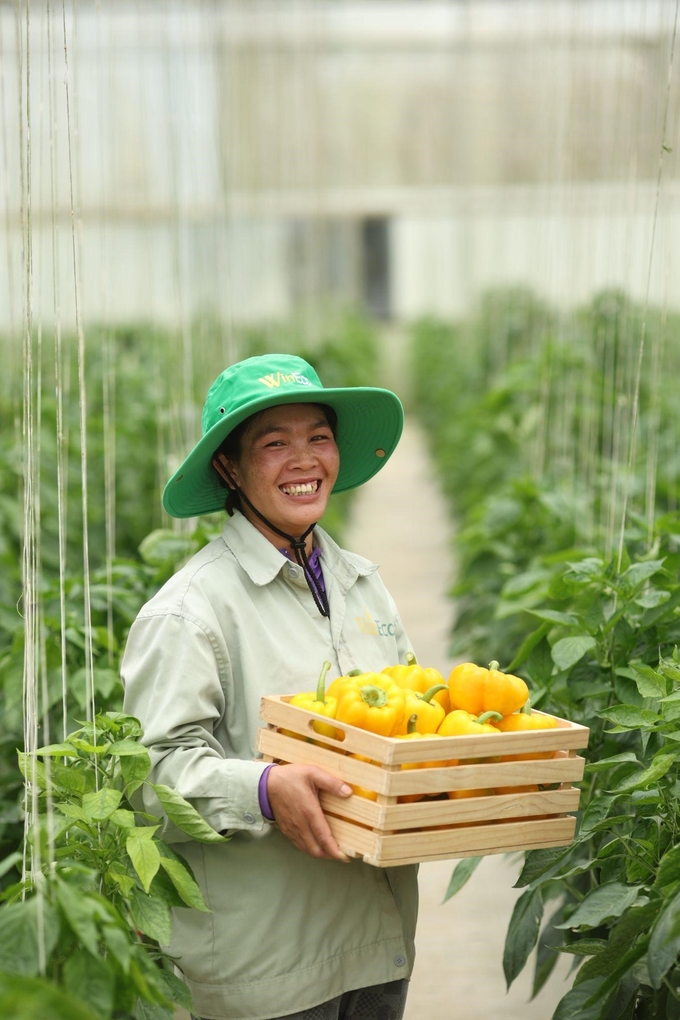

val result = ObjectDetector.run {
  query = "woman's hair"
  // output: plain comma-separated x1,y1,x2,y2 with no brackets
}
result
213,403,338,517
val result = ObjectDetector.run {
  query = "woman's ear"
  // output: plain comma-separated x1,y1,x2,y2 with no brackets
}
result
212,453,238,490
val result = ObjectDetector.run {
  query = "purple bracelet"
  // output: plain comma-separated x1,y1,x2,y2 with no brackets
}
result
258,763,277,820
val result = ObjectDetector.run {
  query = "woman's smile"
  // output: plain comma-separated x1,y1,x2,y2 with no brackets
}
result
223,403,340,549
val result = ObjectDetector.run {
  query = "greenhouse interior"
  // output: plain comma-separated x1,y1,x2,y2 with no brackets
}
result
2,1,680,1017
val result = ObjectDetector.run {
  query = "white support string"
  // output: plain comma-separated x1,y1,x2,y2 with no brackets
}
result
616,0,680,570
61,0,96,740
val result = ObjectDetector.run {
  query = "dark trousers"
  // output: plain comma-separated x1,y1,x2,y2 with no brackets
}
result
193,978,409,1020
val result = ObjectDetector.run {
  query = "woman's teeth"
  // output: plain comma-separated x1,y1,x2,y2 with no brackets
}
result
280,482,319,495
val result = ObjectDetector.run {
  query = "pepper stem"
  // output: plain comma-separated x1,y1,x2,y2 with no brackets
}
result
488,660,500,672
316,661,331,704
477,711,503,725
405,651,418,667
521,700,532,715
419,684,448,704
359,684,388,708
407,713,419,734
347,668,364,677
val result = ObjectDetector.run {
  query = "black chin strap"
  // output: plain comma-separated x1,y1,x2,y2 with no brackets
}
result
235,487,331,619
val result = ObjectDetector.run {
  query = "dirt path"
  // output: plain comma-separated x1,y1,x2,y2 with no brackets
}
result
343,417,570,1019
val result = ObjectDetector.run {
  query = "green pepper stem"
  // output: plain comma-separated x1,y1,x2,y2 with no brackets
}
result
477,711,503,725
488,660,500,672
419,684,448,704
347,668,364,677
359,684,388,708
521,700,532,715
405,651,418,667
407,713,419,734
316,661,332,704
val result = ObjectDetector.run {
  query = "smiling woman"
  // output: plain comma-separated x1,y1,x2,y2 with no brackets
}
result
121,354,416,1020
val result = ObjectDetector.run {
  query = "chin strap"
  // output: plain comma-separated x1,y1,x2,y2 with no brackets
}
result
233,486,331,619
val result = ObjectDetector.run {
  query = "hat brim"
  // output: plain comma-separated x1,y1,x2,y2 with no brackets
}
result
162,385,404,518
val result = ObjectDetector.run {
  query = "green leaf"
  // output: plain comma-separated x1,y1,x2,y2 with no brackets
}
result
151,785,228,843
0,852,22,880
108,739,150,757
107,866,136,896
442,856,482,904
109,808,137,828
584,753,640,774
634,589,670,609
17,751,47,790
597,705,660,730
101,922,133,973
127,833,161,894
63,949,115,1017
621,559,666,587
551,636,597,672
553,980,609,1020
82,787,123,822
129,888,172,945
649,890,680,988
506,622,551,671
68,738,111,755
151,965,193,1010
36,743,80,757
608,753,676,793
56,879,99,955
0,897,61,975
158,857,209,912
631,664,668,698
121,752,151,794
527,609,581,626
554,939,608,956
554,883,641,931
503,888,543,988
514,845,573,888
0,971,100,1020
655,845,680,892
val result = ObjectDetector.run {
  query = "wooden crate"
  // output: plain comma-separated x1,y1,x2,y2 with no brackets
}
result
257,695,589,868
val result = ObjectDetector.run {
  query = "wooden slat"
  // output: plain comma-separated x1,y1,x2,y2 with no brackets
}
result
320,785,581,830
326,815,577,866
259,696,590,763
257,728,585,795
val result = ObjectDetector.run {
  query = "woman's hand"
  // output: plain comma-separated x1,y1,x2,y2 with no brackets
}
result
266,763,353,861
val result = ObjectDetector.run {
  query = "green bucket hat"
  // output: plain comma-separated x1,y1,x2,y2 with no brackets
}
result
162,354,404,519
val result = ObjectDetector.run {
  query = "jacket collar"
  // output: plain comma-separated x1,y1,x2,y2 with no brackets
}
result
220,510,377,591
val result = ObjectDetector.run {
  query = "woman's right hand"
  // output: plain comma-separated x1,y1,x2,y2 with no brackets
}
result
266,763,353,861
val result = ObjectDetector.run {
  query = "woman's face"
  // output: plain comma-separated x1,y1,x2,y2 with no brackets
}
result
219,403,340,542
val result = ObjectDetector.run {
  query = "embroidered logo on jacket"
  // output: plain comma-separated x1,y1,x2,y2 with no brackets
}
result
355,608,396,637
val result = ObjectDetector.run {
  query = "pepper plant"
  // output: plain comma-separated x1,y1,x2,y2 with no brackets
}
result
482,518,680,1018
0,711,228,1019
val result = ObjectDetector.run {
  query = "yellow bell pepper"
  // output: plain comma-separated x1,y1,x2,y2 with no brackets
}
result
334,673,406,736
289,661,338,739
495,702,558,762
396,714,444,802
395,684,449,735
348,753,379,800
437,708,503,737
448,660,529,717
383,652,450,713
326,668,364,700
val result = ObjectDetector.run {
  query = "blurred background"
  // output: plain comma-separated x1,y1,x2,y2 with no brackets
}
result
3,2,680,1018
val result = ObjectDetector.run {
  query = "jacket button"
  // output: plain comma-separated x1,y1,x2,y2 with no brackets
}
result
288,566,300,579
393,954,406,967
244,812,255,824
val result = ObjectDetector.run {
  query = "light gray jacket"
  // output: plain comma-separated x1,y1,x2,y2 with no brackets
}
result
121,511,418,1020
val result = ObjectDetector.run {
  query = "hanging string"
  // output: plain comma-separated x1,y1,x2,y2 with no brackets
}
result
616,0,680,570
61,0,97,741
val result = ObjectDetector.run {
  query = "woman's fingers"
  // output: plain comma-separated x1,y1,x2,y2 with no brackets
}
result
266,764,352,861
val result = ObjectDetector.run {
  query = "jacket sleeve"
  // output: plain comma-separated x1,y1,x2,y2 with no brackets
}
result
121,610,270,843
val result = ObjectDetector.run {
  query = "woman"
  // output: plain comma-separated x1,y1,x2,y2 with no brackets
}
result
122,353,418,1020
